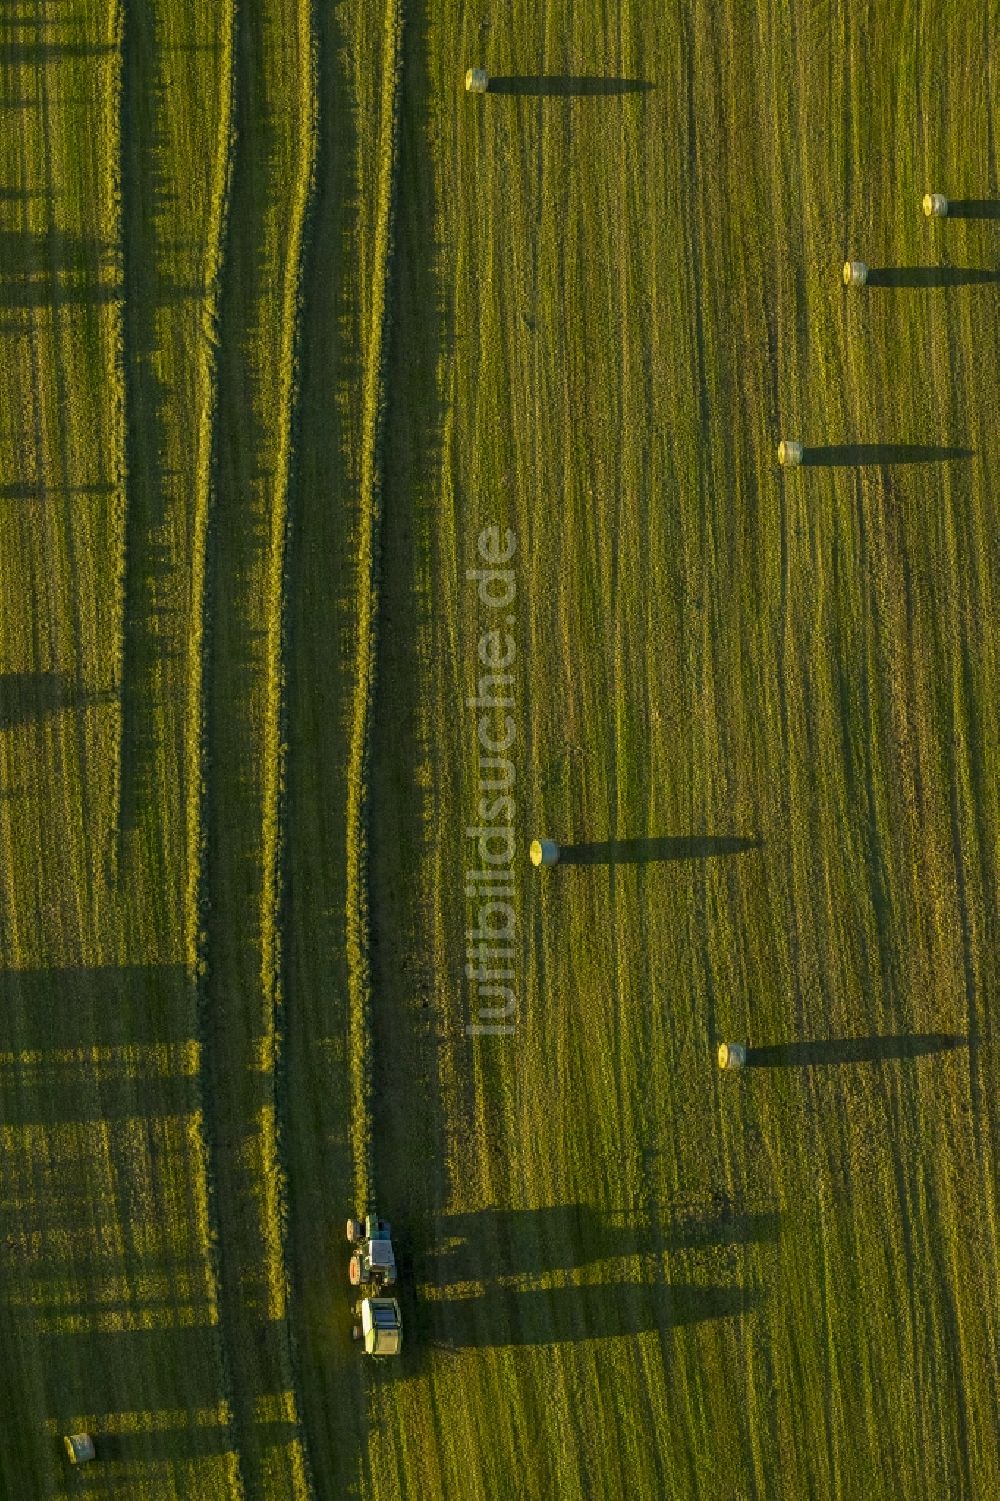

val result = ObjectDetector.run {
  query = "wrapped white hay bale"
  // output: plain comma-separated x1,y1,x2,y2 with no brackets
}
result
64,1434,96,1465
717,1042,747,1071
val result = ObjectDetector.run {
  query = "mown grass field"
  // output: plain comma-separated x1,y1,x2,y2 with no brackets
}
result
0,0,997,1498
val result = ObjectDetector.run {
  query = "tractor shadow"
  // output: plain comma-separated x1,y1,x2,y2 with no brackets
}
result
865,266,1000,287
800,443,972,467
486,75,653,97
422,1202,780,1283
421,1280,756,1350
745,1033,969,1067
556,834,761,865
391,1201,769,1361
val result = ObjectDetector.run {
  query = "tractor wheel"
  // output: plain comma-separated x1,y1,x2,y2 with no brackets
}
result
352,1323,362,1341
346,1217,364,1244
349,1255,362,1286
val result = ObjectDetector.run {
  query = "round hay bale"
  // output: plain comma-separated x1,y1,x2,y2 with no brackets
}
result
64,1434,96,1465
778,440,803,468
843,259,868,287
717,1042,747,1071
923,192,948,217
530,838,560,867
465,67,489,93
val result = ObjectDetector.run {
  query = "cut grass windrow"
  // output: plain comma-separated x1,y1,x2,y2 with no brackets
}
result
258,0,320,1492
195,0,320,1490
185,0,238,984
106,0,128,861
345,0,405,1212
176,0,248,1495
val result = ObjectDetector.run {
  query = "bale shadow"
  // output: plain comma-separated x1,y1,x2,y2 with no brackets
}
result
866,266,1000,287
423,1280,755,1349
941,200,1000,219
486,75,653,97
800,443,972,467
747,1033,968,1067
99,1421,294,1464
557,834,761,865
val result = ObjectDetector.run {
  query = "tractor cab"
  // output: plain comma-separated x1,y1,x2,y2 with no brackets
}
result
353,1295,403,1357
347,1213,397,1288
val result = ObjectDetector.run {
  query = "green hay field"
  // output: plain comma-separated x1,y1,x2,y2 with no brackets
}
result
0,0,996,1497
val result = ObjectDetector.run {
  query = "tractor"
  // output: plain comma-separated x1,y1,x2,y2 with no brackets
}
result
346,1213,397,1289
347,1212,402,1356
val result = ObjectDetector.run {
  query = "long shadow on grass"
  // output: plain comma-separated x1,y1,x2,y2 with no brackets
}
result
865,266,1000,287
0,228,197,313
486,75,653,97
424,1280,754,1349
944,200,1000,219
37,1327,227,1406
40,1327,242,1488
0,41,114,62
799,443,972,467
0,482,113,500
424,1203,779,1283
0,226,115,292
746,1033,968,1067
0,964,192,1048
0,1065,197,1125
556,834,761,864
98,1420,298,1464
0,671,106,729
